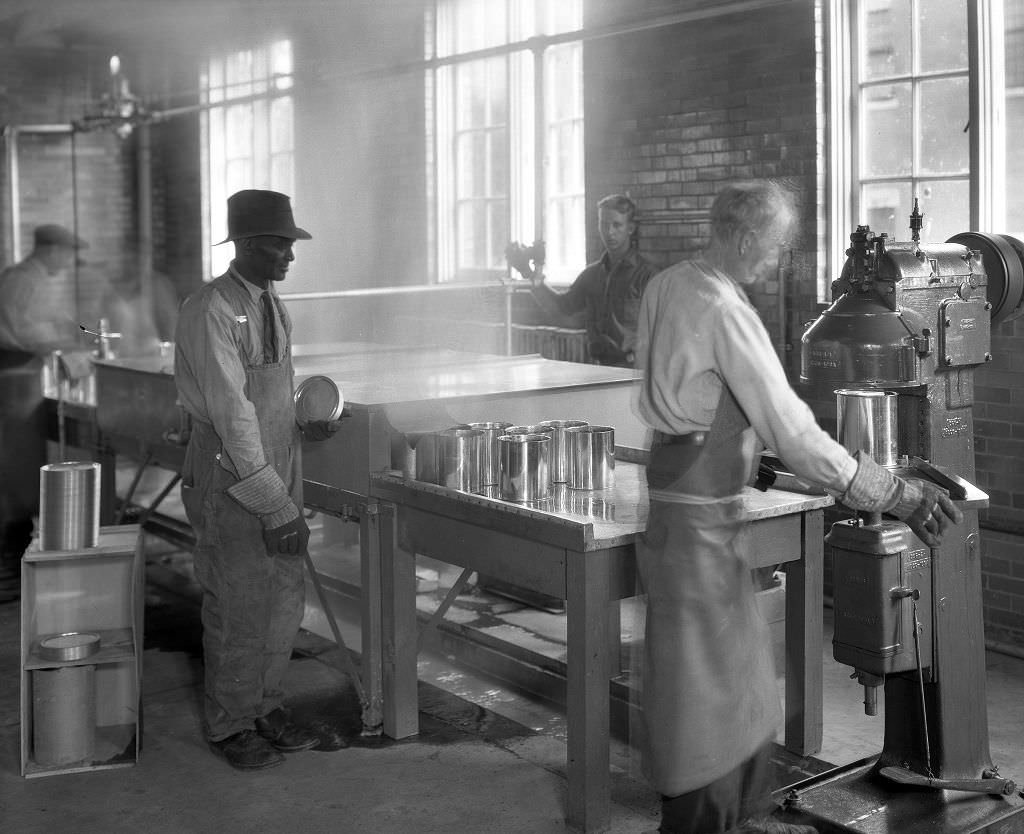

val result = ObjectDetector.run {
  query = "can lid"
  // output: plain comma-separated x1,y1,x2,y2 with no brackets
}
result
294,375,344,428
37,631,101,662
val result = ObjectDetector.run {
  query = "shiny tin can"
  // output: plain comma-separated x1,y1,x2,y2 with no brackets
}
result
537,420,589,483
468,421,513,486
835,389,898,467
499,433,551,502
437,427,484,493
566,425,615,490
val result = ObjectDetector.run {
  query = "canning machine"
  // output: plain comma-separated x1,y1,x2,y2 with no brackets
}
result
775,204,1024,832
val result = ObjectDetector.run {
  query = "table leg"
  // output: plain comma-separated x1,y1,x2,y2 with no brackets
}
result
608,600,623,675
360,500,384,732
380,500,419,739
97,444,118,525
566,549,612,834
784,509,824,756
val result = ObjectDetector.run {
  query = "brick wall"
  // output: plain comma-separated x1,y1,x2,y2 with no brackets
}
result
583,0,819,379
975,316,1024,645
0,46,136,332
147,116,202,300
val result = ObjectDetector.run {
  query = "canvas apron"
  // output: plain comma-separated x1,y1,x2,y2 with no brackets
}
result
181,309,304,740
637,386,781,798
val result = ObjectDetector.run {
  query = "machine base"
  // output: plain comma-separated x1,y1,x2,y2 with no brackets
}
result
774,757,1024,833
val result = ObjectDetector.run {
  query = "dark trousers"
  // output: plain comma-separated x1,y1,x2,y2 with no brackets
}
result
659,742,774,834
0,353,45,562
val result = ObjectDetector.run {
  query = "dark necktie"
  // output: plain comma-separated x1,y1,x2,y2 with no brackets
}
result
261,291,278,362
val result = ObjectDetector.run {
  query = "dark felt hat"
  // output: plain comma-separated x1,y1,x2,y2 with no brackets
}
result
34,224,88,249
217,189,312,244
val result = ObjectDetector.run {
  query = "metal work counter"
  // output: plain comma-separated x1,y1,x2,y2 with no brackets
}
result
292,349,643,735
86,346,644,508
369,464,833,833
75,345,644,732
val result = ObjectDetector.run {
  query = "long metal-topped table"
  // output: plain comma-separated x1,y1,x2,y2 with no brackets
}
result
82,344,645,733
369,462,833,834
292,348,644,735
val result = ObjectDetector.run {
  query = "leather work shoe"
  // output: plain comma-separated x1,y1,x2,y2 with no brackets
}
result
210,729,285,770
255,708,319,752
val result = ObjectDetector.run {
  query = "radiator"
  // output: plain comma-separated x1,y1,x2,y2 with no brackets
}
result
511,325,588,363
385,316,589,363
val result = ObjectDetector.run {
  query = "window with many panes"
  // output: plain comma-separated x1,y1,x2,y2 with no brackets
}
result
823,0,1024,300
1006,2,1024,235
429,0,584,284
858,0,970,242
201,40,296,278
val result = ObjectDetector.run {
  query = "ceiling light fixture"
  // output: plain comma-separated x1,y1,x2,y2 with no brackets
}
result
73,55,148,138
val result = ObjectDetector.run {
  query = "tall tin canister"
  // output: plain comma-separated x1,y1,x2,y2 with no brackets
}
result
566,425,615,490
835,389,898,467
537,420,589,483
436,427,484,493
38,461,101,551
498,433,551,502
468,422,513,487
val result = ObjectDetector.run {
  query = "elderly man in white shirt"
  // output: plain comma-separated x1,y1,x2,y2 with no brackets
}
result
633,180,961,834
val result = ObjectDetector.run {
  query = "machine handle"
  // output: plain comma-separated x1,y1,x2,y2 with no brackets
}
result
880,765,1017,795
908,456,969,500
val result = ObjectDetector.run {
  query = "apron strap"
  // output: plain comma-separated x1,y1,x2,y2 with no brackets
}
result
704,383,749,449
647,381,760,495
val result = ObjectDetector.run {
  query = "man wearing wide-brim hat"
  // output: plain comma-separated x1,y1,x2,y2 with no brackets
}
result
174,189,341,770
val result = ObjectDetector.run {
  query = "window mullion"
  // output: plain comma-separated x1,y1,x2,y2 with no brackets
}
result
533,44,545,247
826,0,854,297
970,0,1006,231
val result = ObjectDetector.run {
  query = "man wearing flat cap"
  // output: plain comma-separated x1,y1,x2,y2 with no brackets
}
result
174,190,340,769
0,224,88,602
0,223,86,354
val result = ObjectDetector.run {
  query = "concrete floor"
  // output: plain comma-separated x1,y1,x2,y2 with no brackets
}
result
2,530,663,834
4,503,1024,833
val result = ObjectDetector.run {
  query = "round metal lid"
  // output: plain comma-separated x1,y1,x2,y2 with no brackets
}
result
37,631,101,662
294,375,344,427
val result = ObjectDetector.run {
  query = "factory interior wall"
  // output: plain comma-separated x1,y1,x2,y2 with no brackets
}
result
2,0,1022,647
0,46,138,329
582,0,822,377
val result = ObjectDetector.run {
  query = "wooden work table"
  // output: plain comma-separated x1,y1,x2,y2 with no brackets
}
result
369,462,833,834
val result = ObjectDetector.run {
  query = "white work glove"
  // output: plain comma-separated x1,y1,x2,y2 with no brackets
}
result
841,451,963,548
887,478,963,548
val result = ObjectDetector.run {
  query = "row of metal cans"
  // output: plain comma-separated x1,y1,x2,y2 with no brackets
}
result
419,420,615,503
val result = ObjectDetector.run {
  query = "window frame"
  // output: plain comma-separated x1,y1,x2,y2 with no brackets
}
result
428,0,584,285
200,39,296,280
822,0,1007,301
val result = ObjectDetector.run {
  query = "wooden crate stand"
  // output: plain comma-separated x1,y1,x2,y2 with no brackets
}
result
20,525,143,777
